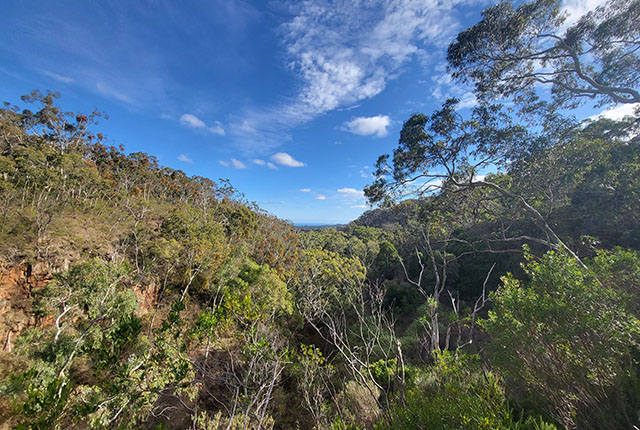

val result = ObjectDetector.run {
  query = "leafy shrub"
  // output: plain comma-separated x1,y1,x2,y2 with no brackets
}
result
482,249,640,429
375,352,554,430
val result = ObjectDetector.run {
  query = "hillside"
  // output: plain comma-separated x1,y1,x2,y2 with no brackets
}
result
1,0,640,429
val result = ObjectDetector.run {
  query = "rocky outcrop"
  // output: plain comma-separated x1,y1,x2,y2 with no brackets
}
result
0,263,51,352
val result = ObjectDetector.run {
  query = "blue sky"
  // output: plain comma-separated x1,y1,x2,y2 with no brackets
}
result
0,0,620,224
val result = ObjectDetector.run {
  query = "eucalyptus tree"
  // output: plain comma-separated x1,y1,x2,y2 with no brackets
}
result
447,0,640,115
365,99,577,258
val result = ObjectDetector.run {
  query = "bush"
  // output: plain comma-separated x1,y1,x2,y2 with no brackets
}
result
375,352,554,430
337,381,380,429
481,249,640,429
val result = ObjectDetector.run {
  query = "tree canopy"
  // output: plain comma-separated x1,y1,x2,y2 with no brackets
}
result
447,0,640,113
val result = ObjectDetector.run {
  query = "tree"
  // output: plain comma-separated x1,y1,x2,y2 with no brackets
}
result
481,249,640,429
447,0,640,114
365,99,580,261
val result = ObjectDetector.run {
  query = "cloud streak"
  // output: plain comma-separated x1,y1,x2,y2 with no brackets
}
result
180,114,225,136
41,70,75,83
231,158,247,169
177,154,193,163
219,158,247,169
337,187,365,200
271,152,305,167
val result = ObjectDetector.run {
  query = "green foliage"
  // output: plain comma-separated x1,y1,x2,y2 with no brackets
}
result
223,260,293,325
447,0,640,112
481,249,640,429
90,313,143,371
195,411,275,430
7,260,157,429
15,376,71,430
377,352,552,430
365,100,528,205
591,248,640,302
294,247,366,319
1,52,639,429
381,281,423,314
291,344,334,429
373,241,400,280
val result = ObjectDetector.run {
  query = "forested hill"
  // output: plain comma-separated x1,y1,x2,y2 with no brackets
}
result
1,0,640,429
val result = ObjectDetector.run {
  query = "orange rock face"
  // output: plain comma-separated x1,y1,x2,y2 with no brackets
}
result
0,263,51,352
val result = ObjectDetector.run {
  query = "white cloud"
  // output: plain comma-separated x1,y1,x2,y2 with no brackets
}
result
96,82,134,104
282,0,467,120
180,113,225,136
271,152,305,167
231,158,247,169
237,120,257,134
316,194,327,200
177,154,193,163
209,121,226,136
343,115,391,137
219,159,248,169
338,187,365,200
430,71,477,109
587,103,640,122
267,162,278,170
253,159,266,165
457,92,478,109
42,70,75,83
300,188,311,192
561,0,607,28
350,204,367,209
229,0,473,152
181,114,207,128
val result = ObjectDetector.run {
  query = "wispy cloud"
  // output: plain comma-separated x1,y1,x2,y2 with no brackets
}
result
300,188,311,192
177,154,193,163
267,162,278,170
230,0,473,151
96,82,134,104
430,65,477,109
231,158,247,169
343,115,391,137
350,204,367,209
338,187,365,200
180,114,225,136
4,1,265,117
218,158,247,169
282,0,466,118
253,159,266,165
316,194,327,200
271,152,305,167
41,70,75,83
561,0,608,28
